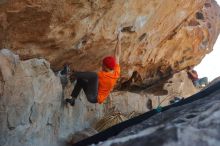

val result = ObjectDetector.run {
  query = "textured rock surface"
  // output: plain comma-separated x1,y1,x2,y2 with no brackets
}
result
0,49,105,146
0,49,201,146
143,70,199,108
0,0,220,86
0,49,63,146
97,83,220,146
108,91,148,115
108,70,198,114
0,0,220,145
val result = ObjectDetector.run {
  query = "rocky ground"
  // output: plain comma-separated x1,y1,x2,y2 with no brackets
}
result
96,81,220,146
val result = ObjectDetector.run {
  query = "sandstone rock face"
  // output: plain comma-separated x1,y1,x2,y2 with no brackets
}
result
0,49,105,146
109,92,148,115
97,83,220,146
0,0,219,86
102,70,198,118
144,70,199,108
163,71,198,98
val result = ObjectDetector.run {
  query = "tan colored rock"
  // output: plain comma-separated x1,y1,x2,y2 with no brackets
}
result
164,71,199,98
103,70,198,114
0,0,219,86
0,49,19,81
109,91,148,115
144,70,199,108
105,70,198,114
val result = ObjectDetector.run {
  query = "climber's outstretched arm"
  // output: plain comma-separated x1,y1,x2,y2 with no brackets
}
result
114,32,122,64
188,70,198,79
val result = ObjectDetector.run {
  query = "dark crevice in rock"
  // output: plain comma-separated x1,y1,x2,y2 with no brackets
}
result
7,112,15,130
185,56,193,61
121,26,136,33
0,79,5,97
46,121,53,126
182,48,192,54
119,71,143,91
204,3,211,8
173,119,186,124
147,99,153,110
185,114,197,119
167,31,177,40
196,12,204,20
29,103,34,124
69,2,84,8
207,22,212,29
138,33,147,41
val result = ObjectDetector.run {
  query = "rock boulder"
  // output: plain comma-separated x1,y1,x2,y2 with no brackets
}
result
0,0,219,86
0,49,104,146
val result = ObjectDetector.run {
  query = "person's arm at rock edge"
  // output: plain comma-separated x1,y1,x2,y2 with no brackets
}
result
188,70,198,78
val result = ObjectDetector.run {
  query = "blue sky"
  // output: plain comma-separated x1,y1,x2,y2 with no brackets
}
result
195,0,220,81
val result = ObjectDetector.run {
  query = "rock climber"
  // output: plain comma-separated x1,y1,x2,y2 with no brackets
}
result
187,66,208,88
65,32,122,106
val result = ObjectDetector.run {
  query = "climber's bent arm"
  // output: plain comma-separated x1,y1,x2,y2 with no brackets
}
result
114,32,122,64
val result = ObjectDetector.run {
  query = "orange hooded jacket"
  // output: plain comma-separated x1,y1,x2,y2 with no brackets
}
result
97,64,120,103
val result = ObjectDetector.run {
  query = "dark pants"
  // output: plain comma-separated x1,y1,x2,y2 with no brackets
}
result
71,72,98,103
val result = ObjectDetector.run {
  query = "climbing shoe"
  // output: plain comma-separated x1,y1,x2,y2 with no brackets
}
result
66,98,75,106
60,64,70,75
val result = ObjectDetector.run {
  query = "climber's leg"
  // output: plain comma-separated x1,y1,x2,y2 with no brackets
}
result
67,72,98,105
71,79,86,97
74,72,98,103
80,72,98,103
66,79,86,106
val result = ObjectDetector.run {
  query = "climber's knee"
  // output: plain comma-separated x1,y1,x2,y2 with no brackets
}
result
87,95,98,103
